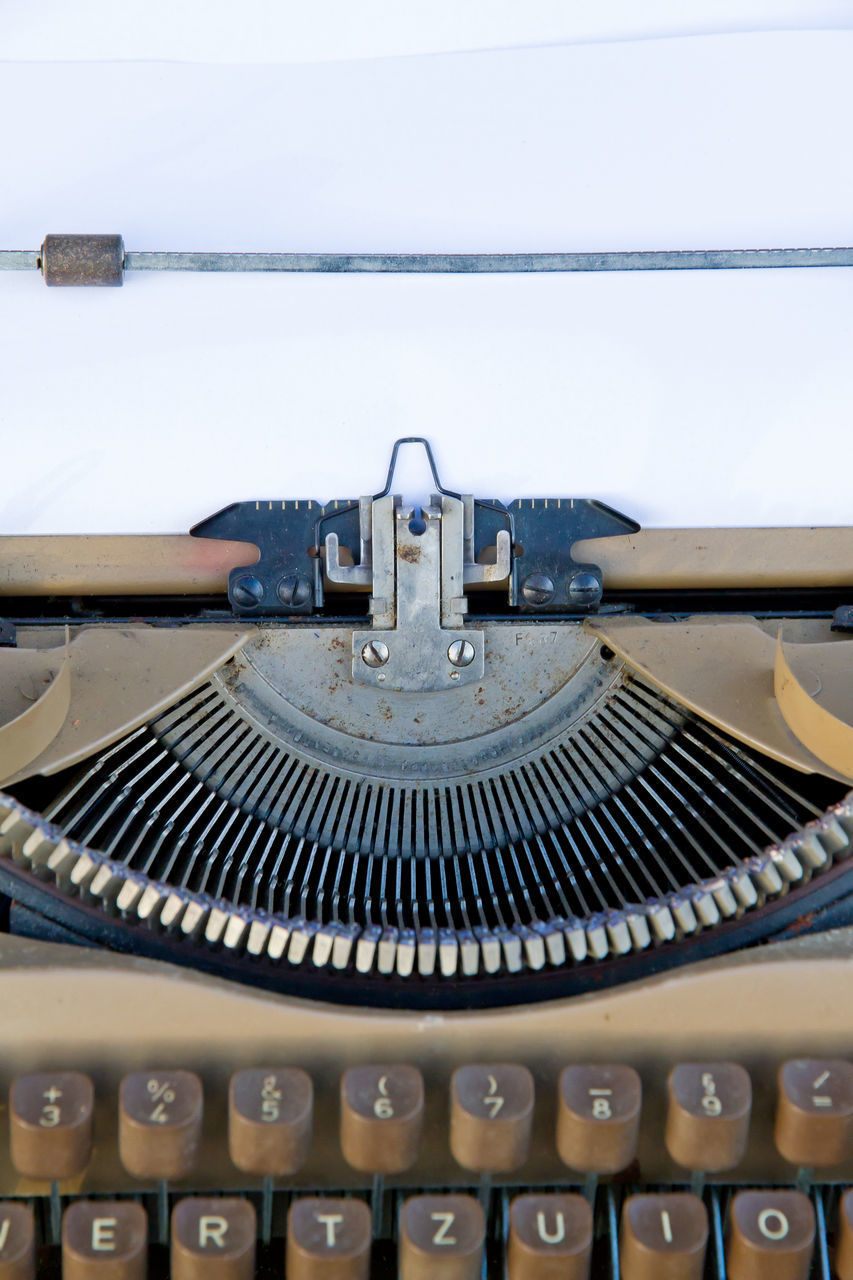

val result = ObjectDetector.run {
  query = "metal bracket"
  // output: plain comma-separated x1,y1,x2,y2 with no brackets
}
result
190,500,322,617
348,497,485,692
511,498,639,612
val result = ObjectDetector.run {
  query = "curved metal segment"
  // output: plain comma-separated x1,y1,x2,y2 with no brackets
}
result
1,626,254,785
775,634,853,781
0,650,71,781
586,616,853,782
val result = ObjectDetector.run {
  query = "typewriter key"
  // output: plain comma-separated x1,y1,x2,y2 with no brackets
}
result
9,1072,94,1181
775,1059,853,1166
63,1201,147,1280
620,1193,708,1280
400,1194,485,1280
229,1067,313,1176
119,1070,203,1180
340,1064,424,1174
171,1197,255,1280
507,1193,592,1280
450,1064,534,1173
834,1188,853,1280
0,1202,35,1280
287,1197,371,1280
665,1062,752,1172
557,1064,641,1174
726,1190,814,1280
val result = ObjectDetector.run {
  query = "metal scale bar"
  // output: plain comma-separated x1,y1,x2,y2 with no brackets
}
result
1,238,853,286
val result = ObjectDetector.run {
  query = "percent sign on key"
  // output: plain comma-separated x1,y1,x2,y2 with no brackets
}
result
147,1079,176,1123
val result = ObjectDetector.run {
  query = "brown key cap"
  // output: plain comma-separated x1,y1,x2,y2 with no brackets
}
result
287,1197,371,1280
507,1192,593,1280
665,1062,752,1172
63,1200,147,1280
229,1067,313,1176
9,1072,94,1181
0,1202,35,1280
620,1193,708,1280
119,1070,203,1180
400,1194,485,1280
727,1190,814,1280
557,1064,641,1174
774,1058,853,1166
834,1188,853,1280
450,1064,534,1173
171,1197,255,1280
340,1064,424,1174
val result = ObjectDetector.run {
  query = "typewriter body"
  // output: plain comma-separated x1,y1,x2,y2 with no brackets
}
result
0,432,852,1278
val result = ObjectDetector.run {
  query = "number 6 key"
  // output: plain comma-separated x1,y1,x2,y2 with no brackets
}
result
340,1065,424,1174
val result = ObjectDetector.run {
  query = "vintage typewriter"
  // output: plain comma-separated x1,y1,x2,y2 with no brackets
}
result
1,237,852,1279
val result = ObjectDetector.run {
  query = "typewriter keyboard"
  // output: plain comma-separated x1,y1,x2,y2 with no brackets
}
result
1,1057,853,1277
1,932,852,1276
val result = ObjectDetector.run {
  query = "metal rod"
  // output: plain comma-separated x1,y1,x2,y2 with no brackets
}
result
114,247,853,273
710,1186,727,1280
49,1181,62,1243
262,1174,274,1246
814,1187,831,1280
157,1179,169,1244
606,1187,620,1280
2,245,853,276
371,1173,384,1239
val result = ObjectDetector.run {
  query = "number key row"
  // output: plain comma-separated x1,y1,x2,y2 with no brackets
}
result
6,1056,853,1185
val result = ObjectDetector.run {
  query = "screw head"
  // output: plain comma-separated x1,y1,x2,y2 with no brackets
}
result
361,639,390,668
568,571,602,606
277,574,311,608
447,639,476,668
521,572,555,605
231,575,265,607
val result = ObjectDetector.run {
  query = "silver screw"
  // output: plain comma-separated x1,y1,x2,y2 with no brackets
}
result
521,573,555,605
447,639,475,668
277,574,311,607
361,639,390,668
568,571,602,606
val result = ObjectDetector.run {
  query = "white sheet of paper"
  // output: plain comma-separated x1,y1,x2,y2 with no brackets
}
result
3,0,851,63
1,32,851,533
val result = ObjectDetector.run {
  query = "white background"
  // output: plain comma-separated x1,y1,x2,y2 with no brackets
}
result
1,7,852,533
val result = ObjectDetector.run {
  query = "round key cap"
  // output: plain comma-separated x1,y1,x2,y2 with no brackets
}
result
172,1197,255,1280
119,1070,203,1180
727,1190,814,1280
63,1200,147,1280
834,1188,853,1280
665,1062,751,1172
450,1064,534,1173
774,1059,853,1166
287,1196,371,1280
9,1072,94,1181
507,1193,592,1280
557,1064,641,1174
229,1067,313,1176
340,1064,424,1174
400,1194,485,1280
620,1194,708,1280
0,1202,35,1280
